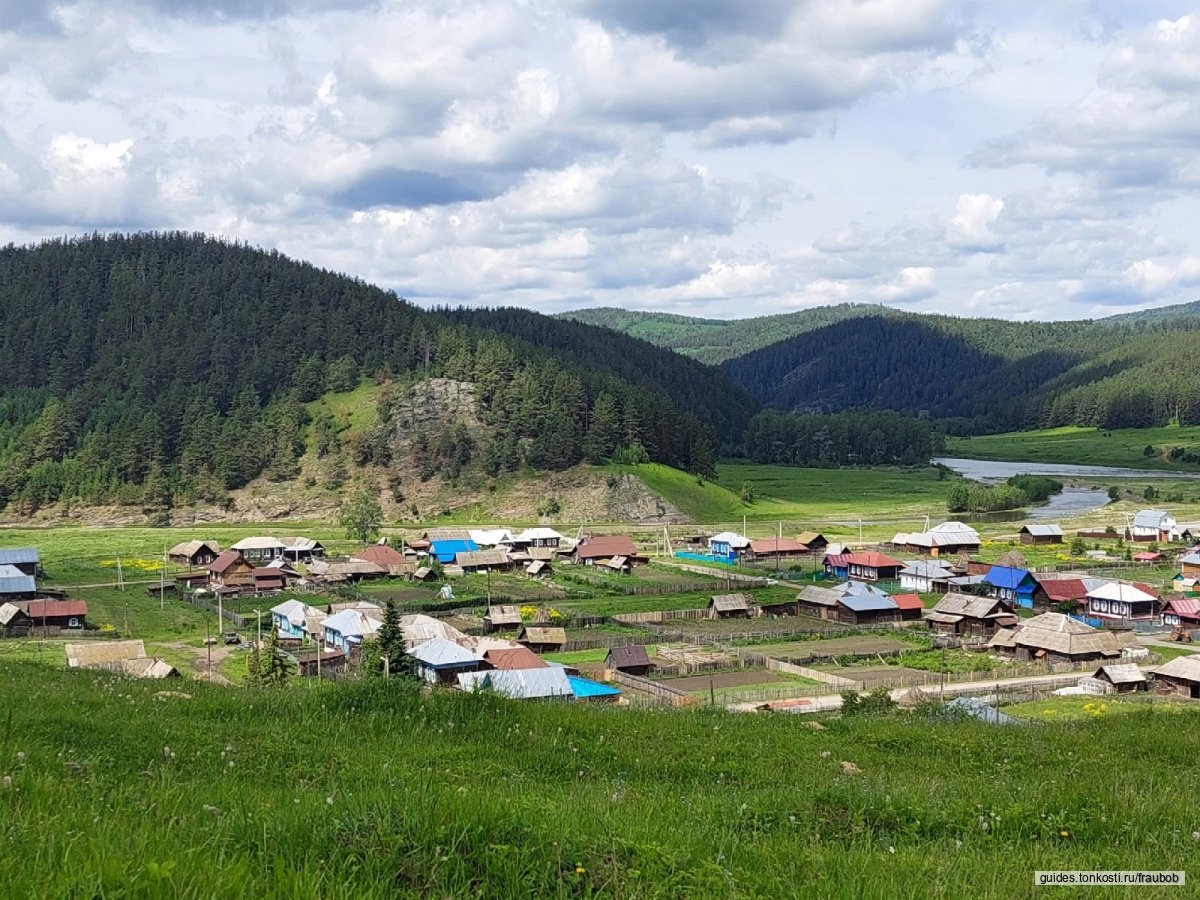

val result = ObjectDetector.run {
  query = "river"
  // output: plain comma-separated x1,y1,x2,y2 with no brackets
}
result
931,457,1196,520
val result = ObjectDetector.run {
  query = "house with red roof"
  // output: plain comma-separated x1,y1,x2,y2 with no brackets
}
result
1162,597,1200,628
846,552,903,582
23,599,88,631
748,538,808,559
1040,578,1089,610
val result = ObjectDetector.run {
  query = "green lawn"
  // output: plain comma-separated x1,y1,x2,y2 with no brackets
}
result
1003,695,1178,721
5,659,1200,897
541,648,609,665
948,425,1200,470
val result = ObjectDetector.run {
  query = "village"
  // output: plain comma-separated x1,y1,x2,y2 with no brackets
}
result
7,505,1200,717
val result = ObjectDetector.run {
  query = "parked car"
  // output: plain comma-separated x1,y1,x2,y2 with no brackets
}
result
223,632,241,645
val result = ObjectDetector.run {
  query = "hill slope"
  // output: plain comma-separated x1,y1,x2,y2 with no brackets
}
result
721,313,1200,433
0,233,755,515
4,659,1199,898
557,303,890,364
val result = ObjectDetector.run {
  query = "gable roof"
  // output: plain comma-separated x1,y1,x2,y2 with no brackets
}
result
931,592,1009,619
280,537,322,551
483,605,522,626
990,612,1131,657
1153,654,1200,682
457,667,573,699
322,609,382,639
455,550,512,568
900,522,981,548
1094,663,1146,685
167,540,219,558
1020,524,1064,537
606,644,653,669
984,565,1034,590
511,527,564,543
796,585,841,607
1181,552,1200,566
0,571,36,594
1040,578,1088,602
1133,509,1173,528
832,581,890,599
1164,597,1200,617
795,531,826,546
469,529,513,546
575,535,638,559
710,593,752,612
0,548,39,566
483,647,548,670
422,528,472,541
351,545,407,567
231,536,287,552
892,593,924,611
839,594,899,613
0,602,28,625
823,552,852,567
26,599,87,618
900,560,954,578
519,626,567,645
749,538,808,554
429,539,479,561
709,531,750,548
308,559,388,578
208,550,246,573
65,639,145,667
1085,582,1158,605
410,637,478,668
271,599,324,627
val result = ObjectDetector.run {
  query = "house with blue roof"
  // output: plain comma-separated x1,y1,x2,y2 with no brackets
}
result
0,548,40,577
983,565,1042,608
429,539,478,564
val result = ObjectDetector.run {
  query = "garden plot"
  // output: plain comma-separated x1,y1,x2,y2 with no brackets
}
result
663,670,796,693
751,634,915,661
653,614,832,640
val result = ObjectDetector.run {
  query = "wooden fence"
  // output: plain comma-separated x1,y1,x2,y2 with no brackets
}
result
612,608,711,625
764,658,859,688
610,670,694,707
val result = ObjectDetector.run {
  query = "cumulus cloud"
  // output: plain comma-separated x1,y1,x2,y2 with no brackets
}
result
947,193,1004,251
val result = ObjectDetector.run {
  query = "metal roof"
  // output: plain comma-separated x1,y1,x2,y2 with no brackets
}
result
569,675,621,699
457,667,574,699
1133,509,1172,528
231,536,287,551
983,566,1033,590
1086,582,1157,604
0,548,39,565
1020,524,1064,537
900,561,954,578
322,609,382,639
410,637,478,668
832,581,890,598
709,531,751,548
429,539,479,562
0,574,37,594
839,595,899,613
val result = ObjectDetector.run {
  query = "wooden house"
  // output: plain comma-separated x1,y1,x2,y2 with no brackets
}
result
167,540,220,567
1180,552,1200,578
983,566,1042,609
518,626,567,654
891,522,981,557
1153,654,1200,698
573,535,646,568
987,612,1134,664
1039,577,1089,610
483,605,523,633
0,564,37,601
251,567,287,592
1084,582,1159,622
455,550,514,572
352,544,408,569
307,559,387,582
1019,524,1064,545
795,531,828,553
899,560,954,593
748,538,808,560
0,601,31,635
1162,597,1200,629
822,552,851,580
1132,551,1163,564
208,550,253,588
708,531,750,562
846,551,903,582
230,536,288,564
410,638,483,685
278,537,324,562
709,593,753,619
174,571,209,589
0,548,40,577
1092,663,1148,693
510,528,563,549
794,585,900,626
925,593,1018,638
606,645,654,676
271,599,326,642
482,646,547,670
525,559,553,578
23,599,88,630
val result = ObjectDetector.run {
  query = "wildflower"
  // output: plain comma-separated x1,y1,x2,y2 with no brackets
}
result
955,840,963,849
326,796,334,805
1060,829,1070,838
575,865,586,875
163,745,172,759
888,846,896,854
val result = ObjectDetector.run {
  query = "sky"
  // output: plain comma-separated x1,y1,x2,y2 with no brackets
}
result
2,1,1200,321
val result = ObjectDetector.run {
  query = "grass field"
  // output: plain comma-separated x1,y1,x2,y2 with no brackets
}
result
948,425,1200,470
6,659,1200,898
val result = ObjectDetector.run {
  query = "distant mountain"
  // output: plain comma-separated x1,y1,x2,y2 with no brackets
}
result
721,313,1200,433
1099,299,1200,325
0,233,755,514
557,304,891,364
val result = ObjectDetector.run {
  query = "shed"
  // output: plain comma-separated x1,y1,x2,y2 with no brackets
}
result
748,538,808,559
518,626,567,653
892,593,925,621
0,601,31,635
795,531,828,552
709,593,753,619
837,593,901,626
483,605,523,633
279,537,325,562
605,644,654,676
926,593,1017,638
795,585,841,620
569,675,622,702
1092,663,1148,693
1153,654,1200,698
1132,551,1163,564
0,547,40,576
1019,524,1064,545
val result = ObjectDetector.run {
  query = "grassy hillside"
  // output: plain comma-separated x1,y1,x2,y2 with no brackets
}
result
558,304,888,364
948,426,1200,470
2,660,1198,898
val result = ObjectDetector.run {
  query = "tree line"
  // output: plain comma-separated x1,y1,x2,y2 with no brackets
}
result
739,409,944,467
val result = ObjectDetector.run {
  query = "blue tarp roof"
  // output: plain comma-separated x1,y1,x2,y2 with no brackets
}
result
568,675,621,698
984,565,1033,590
0,548,38,565
839,595,898,613
429,539,478,563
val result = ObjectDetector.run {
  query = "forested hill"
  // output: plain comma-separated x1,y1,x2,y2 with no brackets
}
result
557,304,890,364
0,233,754,512
721,314,1200,433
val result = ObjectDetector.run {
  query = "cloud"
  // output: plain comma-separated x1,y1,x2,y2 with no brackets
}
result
947,192,1004,250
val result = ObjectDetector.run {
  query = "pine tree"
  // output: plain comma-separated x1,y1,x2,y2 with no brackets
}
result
375,599,412,680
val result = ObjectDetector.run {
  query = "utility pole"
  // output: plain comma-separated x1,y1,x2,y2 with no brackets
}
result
383,655,390,679
256,609,263,648
159,544,166,610
858,518,863,545
776,521,782,573
205,617,212,673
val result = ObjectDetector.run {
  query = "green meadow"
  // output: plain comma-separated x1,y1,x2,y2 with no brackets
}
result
2,660,1199,898
948,425,1200,470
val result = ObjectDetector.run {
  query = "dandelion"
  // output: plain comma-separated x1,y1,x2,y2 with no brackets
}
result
575,865,586,875
1060,829,1070,838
